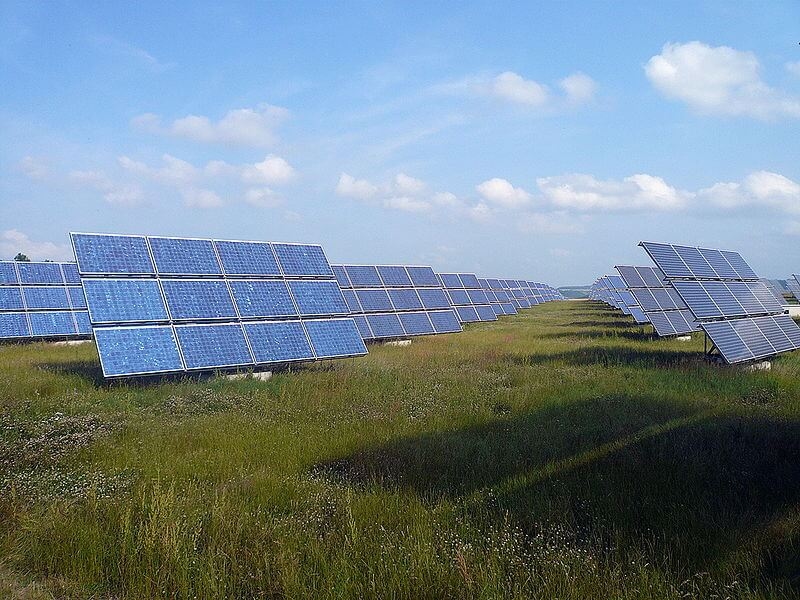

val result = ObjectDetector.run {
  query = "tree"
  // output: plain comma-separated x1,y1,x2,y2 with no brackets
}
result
13,253,30,262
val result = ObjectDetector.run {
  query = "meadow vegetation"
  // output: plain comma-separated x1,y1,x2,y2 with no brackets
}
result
2,300,800,598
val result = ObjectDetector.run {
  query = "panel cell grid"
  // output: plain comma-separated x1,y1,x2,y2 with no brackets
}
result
214,240,281,276
273,244,333,277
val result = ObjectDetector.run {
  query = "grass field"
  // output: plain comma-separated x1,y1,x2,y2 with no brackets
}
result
2,300,800,599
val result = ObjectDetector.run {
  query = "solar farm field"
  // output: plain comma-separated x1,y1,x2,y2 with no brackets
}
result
3,300,800,599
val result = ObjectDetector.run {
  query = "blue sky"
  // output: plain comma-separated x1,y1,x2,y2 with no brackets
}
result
1,1,799,285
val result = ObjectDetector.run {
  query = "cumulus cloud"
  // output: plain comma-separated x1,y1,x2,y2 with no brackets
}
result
645,41,800,119
0,229,73,261
132,104,290,147
244,188,283,208
697,171,800,213
476,178,531,208
241,155,296,185
438,70,596,110
394,173,426,195
69,170,144,205
537,173,688,211
335,172,472,215
383,196,431,212
335,173,379,200
181,188,223,208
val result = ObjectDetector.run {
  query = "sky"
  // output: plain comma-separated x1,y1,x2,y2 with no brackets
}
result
1,1,799,286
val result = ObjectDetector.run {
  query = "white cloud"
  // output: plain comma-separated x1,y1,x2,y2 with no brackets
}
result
0,229,72,261
17,156,49,181
394,173,426,195
244,187,283,208
491,71,550,106
438,70,596,110
69,170,144,205
468,202,492,222
559,72,597,105
432,191,460,207
335,173,379,200
181,188,223,208
697,170,800,213
118,154,199,185
537,173,688,211
645,41,800,119
383,196,431,212
476,178,531,208
132,104,289,147
242,155,296,185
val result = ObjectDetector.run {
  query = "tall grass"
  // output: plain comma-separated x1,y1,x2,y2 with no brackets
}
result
2,301,800,598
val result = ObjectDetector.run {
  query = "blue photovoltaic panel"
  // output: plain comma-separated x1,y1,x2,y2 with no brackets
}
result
74,311,92,334
0,312,30,338
447,289,470,306
0,288,24,310
71,234,155,275
406,266,439,287
640,242,692,278
417,288,450,309
352,315,373,339
731,319,773,360
455,306,480,323
440,273,463,288
94,326,184,377
751,318,794,353
672,281,722,319
22,287,70,310
0,262,18,285
273,243,333,277
288,280,348,316
699,249,739,279
616,266,646,288
475,305,497,321
67,286,87,309
355,289,394,312
629,307,649,324
665,311,696,334
459,274,480,288
149,237,221,275
243,320,314,363
387,288,423,310
429,310,461,333
647,312,675,337
377,266,412,287
332,265,351,288
702,320,752,364
466,289,488,304
398,311,435,335
29,311,76,336
62,263,81,284
501,303,517,315
639,267,666,288
83,279,169,323
366,313,406,338
214,240,280,276
721,250,758,280
304,318,367,358
343,265,383,287
161,279,237,320
229,280,297,318
674,245,717,278
491,304,503,316
16,262,64,285
342,289,362,312
175,323,253,369
776,314,800,346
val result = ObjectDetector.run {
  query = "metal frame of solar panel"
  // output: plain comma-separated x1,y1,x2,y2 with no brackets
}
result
0,260,92,341
438,273,498,324
332,264,462,341
788,276,800,302
71,233,367,378
639,241,800,364
615,265,697,335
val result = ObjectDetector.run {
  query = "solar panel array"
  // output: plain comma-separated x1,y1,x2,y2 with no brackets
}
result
332,264,462,340
615,265,697,335
589,275,650,323
787,276,800,302
760,279,789,307
72,233,367,377
0,260,91,340
437,273,499,323
477,279,518,316
640,241,800,364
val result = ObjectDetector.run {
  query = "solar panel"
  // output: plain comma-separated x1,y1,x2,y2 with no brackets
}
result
343,265,383,287
417,288,450,309
388,288,423,310
273,244,333,277
455,306,480,323
475,305,498,321
149,237,222,275
0,260,92,342
406,266,439,287
74,233,366,377
355,289,395,312
638,241,799,363
429,309,462,333
365,313,405,338
377,265,412,287
398,312,435,335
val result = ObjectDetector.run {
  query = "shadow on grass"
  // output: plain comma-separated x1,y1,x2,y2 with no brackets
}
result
539,330,655,342
509,345,700,368
564,319,640,329
317,394,800,587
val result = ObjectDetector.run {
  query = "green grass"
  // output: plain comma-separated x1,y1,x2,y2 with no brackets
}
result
2,300,800,599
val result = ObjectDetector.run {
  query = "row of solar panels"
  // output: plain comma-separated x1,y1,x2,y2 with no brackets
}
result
0,232,563,378
590,241,800,364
